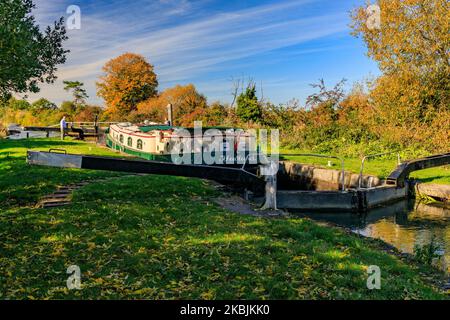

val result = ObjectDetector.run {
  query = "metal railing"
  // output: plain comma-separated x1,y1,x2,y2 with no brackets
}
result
358,151,401,189
280,153,346,192
48,122,118,128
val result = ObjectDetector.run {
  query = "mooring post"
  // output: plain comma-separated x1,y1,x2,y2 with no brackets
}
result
261,174,277,210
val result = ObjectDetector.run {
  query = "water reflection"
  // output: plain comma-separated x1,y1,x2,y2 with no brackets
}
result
293,200,450,273
8,131,60,140
7,131,59,140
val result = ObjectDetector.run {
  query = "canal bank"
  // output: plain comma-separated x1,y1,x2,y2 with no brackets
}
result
292,200,450,277
1,138,449,299
413,183,450,203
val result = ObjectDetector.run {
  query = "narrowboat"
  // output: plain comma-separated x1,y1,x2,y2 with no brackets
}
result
105,122,258,165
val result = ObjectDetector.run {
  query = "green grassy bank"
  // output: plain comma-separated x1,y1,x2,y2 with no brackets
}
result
0,138,447,299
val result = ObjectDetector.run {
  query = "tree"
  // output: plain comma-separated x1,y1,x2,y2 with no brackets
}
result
73,105,103,122
0,0,69,102
60,101,77,115
97,53,158,119
306,79,346,110
205,102,228,125
31,98,57,112
351,0,450,117
8,97,31,110
63,81,88,106
135,84,207,126
236,83,262,123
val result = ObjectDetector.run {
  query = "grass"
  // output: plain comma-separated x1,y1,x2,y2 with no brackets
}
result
0,138,125,209
280,150,450,185
0,138,448,299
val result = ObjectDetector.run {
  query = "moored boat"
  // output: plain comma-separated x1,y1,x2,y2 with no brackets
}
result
105,122,258,165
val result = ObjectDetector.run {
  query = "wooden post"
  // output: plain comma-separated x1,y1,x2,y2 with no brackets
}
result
167,104,173,126
94,115,99,143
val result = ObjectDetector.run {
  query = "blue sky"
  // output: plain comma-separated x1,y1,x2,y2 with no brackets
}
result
31,0,380,106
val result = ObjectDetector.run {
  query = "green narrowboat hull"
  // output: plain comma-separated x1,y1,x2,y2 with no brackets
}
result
106,134,173,161
105,134,258,166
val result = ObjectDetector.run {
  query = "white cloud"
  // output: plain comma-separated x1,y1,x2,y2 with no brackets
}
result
27,0,350,105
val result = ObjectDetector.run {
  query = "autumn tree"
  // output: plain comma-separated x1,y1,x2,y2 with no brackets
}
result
0,0,68,102
204,102,228,126
135,84,207,126
351,0,450,119
97,53,158,119
73,105,103,122
295,79,347,151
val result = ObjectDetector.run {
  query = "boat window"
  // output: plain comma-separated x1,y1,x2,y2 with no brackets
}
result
119,134,124,143
137,139,143,150
127,137,133,147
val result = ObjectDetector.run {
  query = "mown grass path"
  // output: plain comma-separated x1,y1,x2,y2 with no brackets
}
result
0,138,448,299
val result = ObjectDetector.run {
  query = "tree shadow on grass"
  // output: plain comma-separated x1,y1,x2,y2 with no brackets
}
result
412,176,450,184
0,139,79,151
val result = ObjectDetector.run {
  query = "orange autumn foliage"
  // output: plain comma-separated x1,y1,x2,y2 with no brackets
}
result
134,84,207,126
97,53,158,120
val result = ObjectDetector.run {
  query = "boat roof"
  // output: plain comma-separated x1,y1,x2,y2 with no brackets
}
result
114,123,249,134
138,125,244,133
139,125,177,132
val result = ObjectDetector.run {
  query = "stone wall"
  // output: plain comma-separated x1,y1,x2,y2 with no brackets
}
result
279,161,382,190
414,183,450,202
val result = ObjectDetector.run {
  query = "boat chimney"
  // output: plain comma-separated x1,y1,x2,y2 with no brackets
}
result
167,104,173,126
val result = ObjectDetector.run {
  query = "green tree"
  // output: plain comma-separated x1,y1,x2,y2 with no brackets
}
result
8,97,31,110
31,98,57,112
0,0,69,102
60,101,77,115
63,81,88,106
236,84,262,123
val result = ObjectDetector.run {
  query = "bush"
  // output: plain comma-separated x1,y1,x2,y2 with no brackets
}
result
414,237,443,266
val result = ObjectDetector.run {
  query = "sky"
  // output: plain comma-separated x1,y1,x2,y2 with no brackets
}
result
29,0,380,107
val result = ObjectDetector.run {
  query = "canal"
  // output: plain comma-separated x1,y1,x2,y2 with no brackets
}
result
294,200,449,274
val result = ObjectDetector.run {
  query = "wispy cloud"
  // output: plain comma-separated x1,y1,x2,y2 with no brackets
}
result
27,0,354,105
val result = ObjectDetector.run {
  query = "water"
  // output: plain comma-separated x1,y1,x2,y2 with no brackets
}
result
294,200,450,274
7,131,59,140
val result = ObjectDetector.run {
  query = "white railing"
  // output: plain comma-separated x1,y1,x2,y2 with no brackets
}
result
358,151,401,189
